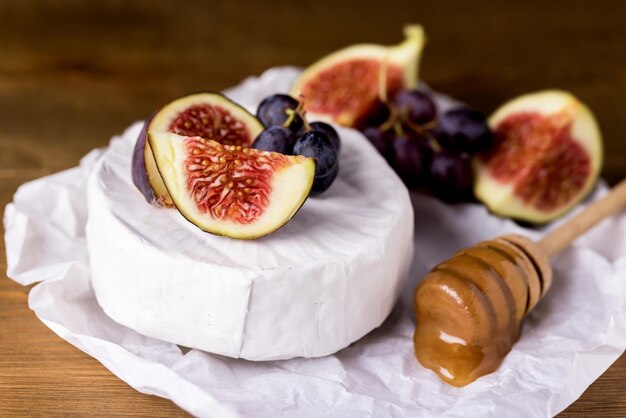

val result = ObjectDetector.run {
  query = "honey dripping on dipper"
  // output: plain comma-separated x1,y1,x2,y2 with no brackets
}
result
413,178,626,387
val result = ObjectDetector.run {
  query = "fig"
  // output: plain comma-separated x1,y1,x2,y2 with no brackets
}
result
290,25,425,127
474,90,603,223
148,132,316,239
132,93,264,206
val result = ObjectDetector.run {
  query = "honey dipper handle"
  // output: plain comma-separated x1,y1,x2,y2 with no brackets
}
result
539,178,626,257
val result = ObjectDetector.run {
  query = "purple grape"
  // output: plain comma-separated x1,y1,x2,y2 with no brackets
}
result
256,94,304,133
428,151,474,202
362,127,393,159
357,99,391,129
393,90,436,125
391,133,433,187
294,131,338,193
311,162,339,195
252,126,296,154
436,108,492,152
309,121,340,151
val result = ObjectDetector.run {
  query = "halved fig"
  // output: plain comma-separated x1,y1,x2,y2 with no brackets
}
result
148,132,315,239
290,25,425,127
474,90,603,223
132,93,264,206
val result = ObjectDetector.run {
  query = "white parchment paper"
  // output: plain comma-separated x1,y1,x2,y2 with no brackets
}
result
4,67,626,417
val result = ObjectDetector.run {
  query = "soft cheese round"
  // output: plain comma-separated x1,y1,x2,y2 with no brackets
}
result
87,122,413,360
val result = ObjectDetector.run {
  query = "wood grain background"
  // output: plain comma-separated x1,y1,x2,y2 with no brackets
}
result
1,0,625,416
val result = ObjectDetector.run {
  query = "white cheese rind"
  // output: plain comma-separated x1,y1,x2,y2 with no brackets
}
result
86,122,414,360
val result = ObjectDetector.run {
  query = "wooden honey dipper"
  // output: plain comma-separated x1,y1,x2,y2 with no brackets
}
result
413,178,626,387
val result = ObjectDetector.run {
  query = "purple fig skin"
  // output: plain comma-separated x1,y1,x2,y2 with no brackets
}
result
131,112,158,204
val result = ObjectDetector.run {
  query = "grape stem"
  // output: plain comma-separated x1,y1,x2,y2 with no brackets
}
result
404,118,438,134
423,130,442,152
297,96,311,131
379,104,398,132
376,100,443,152
283,109,296,129
394,121,404,136
283,97,310,131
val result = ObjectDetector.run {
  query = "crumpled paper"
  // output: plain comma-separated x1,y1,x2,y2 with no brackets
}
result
4,67,626,418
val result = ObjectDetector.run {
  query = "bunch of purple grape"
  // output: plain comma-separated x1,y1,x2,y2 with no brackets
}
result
253,94,340,194
360,89,493,203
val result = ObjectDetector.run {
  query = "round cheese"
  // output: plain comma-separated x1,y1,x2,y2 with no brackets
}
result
87,72,413,360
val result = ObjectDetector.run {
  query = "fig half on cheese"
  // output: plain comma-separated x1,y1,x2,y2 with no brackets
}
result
132,93,264,207
148,132,315,239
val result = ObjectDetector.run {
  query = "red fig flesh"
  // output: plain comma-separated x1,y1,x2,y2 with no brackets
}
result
474,90,603,223
148,132,315,239
132,93,263,206
290,25,425,127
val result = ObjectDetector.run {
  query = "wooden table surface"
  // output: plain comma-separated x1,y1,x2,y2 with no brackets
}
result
1,1,625,416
